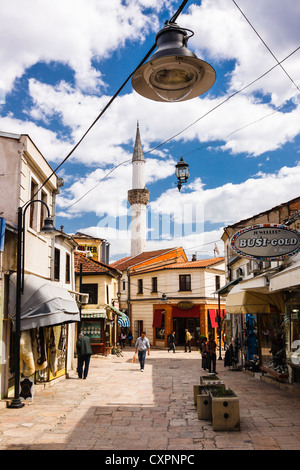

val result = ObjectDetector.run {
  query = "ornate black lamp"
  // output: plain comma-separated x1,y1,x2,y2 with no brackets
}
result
175,157,190,191
132,21,216,102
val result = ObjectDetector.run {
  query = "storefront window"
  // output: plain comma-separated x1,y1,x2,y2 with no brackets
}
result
48,325,67,380
156,312,165,340
258,312,288,375
284,292,300,369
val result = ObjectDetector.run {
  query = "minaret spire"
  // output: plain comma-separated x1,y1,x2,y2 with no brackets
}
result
128,122,149,256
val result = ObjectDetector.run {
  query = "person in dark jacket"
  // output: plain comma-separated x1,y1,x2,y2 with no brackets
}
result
167,331,176,353
76,332,92,379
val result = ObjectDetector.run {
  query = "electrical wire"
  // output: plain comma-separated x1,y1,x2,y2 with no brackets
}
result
55,45,300,216
232,0,300,94
29,0,191,205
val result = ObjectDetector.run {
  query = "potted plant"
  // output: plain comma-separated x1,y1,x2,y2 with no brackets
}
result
200,374,224,385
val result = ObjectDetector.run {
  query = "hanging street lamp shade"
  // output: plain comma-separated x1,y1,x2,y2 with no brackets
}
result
175,157,190,191
132,22,216,102
39,216,59,236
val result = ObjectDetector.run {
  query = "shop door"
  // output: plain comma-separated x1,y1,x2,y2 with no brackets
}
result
173,318,198,346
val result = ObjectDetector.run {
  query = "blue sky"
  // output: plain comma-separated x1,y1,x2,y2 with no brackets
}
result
1,0,300,262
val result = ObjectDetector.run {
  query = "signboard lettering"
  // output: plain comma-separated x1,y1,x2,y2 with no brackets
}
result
230,224,300,260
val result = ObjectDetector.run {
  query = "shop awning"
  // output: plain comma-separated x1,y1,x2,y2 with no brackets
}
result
172,305,200,318
208,309,219,328
117,314,130,327
81,309,107,318
225,281,283,314
106,304,130,326
269,258,300,292
9,273,80,331
153,310,164,328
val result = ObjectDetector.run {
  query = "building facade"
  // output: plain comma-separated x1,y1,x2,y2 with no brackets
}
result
74,251,122,355
0,132,80,400
112,248,225,348
222,196,300,384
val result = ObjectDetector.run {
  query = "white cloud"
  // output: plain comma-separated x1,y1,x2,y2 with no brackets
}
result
0,0,162,96
151,163,300,226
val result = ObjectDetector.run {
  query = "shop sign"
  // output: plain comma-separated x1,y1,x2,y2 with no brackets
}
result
0,217,5,252
177,301,194,310
230,224,300,260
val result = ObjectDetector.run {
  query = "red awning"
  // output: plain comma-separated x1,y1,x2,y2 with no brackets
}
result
172,306,199,318
208,309,219,328
153,310,163,328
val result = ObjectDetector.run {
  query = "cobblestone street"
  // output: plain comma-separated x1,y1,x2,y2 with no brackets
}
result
1,348,300,451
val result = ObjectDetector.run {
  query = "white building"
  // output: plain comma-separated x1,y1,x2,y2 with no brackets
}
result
0,132,80,399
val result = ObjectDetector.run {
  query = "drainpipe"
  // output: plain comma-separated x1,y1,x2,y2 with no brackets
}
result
51,177,64,280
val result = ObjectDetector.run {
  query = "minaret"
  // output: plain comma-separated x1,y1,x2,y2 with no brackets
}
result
128,122,149,256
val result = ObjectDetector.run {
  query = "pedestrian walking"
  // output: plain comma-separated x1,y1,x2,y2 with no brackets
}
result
200,337,208,370
127,330,133,346
185,329,192,352
207,334,217,374
76,332,92,379
167,331,176,353
120,331,126,348
135,332,150,372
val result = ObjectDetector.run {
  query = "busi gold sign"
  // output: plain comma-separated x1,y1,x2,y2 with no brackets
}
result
230,224,300,261
177,301,194,310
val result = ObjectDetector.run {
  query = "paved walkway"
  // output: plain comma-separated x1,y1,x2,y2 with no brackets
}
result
1,348,300,451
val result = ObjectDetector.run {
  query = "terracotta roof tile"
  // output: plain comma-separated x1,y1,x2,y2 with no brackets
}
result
74,252,119,276
111,248,178,271
131,257,225,274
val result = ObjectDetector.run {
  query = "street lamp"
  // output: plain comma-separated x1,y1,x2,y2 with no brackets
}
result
132,21,216,102
175,157,190,191
8,200,58,409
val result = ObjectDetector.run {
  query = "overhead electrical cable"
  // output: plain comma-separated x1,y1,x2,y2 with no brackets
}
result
30,0,191,204
232,0,300,94
56,46,300,215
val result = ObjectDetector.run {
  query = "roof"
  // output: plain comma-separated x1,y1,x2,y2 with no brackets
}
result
111,247,184,271
165,257,225,269
74,252,120,277
224,196,300,232
129,257,225,275
74,231,105,241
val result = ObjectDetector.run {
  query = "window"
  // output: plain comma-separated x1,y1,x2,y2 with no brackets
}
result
152,277,158,293
54,248,60,281
122,280,126,291
137,279,143,294
215,275,220,291
81,284,98,304
65,253,70,283
40,191,47,231
29,179,38,229
179,274,191,291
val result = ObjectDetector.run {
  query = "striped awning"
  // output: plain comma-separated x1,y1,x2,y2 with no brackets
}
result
117,314,130,327
106,304,130,326
81,309,106,319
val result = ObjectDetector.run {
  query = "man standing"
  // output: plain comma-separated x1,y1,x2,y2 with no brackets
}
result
185,329,192,353
207,334,217,374
135,332,150,372
76,332,92,379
